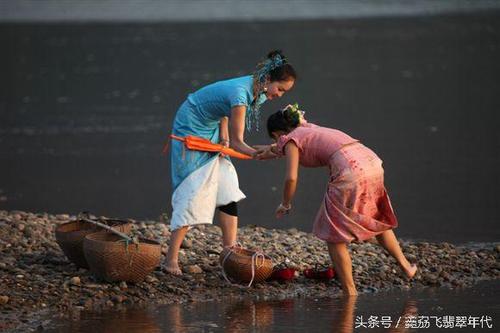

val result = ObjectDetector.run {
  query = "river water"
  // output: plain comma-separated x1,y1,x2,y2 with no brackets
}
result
45,280,498,332
1,10,500,243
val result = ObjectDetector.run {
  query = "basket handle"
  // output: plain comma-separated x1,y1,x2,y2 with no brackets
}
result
220,246,266,288
80,217,136,244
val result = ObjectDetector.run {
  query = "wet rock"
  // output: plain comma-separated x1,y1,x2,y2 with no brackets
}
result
0,295,9,304
184,265,203,274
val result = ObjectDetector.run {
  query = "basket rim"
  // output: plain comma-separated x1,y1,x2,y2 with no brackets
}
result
55,219,130,233
84,231,160,246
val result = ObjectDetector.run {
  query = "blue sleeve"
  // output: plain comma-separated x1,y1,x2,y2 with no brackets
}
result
229,87,250,108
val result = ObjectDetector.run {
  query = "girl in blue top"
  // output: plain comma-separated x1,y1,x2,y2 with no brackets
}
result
164,50,297,275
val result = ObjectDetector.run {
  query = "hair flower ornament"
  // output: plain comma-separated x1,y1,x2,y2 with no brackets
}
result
282,103,306,121
248,54,287,131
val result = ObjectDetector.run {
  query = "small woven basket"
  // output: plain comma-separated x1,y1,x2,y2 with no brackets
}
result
55,219,131,268
219,246,273,286
83,232,161,283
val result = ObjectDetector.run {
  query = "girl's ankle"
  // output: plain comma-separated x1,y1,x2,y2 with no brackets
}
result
343,288,358,296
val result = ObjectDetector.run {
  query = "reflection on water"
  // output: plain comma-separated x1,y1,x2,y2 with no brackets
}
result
46,281,498,332
159,297,417,333
59,310,162,333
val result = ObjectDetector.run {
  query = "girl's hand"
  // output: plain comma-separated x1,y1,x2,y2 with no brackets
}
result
275,203,291,219
256,148,278,160
219,139,229,157
252,145,269,152
253,145,278,160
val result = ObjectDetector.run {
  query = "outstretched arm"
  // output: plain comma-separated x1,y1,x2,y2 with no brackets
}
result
229,106,257,156
276,142,299,218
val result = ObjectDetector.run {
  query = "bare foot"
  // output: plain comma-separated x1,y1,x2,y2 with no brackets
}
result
405,264,418,279
162,262,182,276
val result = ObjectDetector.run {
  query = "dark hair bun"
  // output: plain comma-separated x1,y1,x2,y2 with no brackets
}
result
267,49,286,61
283,109,300,126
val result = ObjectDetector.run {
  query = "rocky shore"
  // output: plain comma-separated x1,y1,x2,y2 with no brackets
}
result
1,210,499,332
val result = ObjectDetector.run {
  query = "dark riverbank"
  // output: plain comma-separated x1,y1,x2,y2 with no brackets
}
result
1,210,499,332
1,11,500,243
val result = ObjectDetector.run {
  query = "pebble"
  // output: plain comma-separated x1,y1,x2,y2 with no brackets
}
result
145,275,159,283
181,239,193,249
111,295,126,303
0,209,498,332
69,276,81,286
184,265,203,274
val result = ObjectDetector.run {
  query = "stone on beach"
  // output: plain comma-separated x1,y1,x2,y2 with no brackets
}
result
0,209,499,332
184,265,203,274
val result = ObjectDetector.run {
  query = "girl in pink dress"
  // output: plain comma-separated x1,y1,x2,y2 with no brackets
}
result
262,105,417,295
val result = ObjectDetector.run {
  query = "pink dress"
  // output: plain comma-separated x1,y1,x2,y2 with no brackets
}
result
276,123,398,243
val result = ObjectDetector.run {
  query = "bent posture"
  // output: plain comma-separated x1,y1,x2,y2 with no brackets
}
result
266,105,417,295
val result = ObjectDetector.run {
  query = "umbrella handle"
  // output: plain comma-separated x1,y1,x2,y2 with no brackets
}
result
170,134,185,142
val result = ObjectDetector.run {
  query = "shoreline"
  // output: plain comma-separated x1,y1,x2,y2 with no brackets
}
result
2,1,500,23
1,210,499,332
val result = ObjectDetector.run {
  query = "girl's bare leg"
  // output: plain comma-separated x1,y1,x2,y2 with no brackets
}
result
376,229,417,278
163,226,189,275
217,210,238,247
327,242,358,296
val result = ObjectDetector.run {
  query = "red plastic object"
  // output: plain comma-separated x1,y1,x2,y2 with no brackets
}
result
270,268,297,281
303,267,335,280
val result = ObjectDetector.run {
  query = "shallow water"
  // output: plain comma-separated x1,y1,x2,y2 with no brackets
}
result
45,280,498,332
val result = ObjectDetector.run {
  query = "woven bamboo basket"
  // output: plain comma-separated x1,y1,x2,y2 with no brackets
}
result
55,219,131,268
83,232,161,283
219,247,273,285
